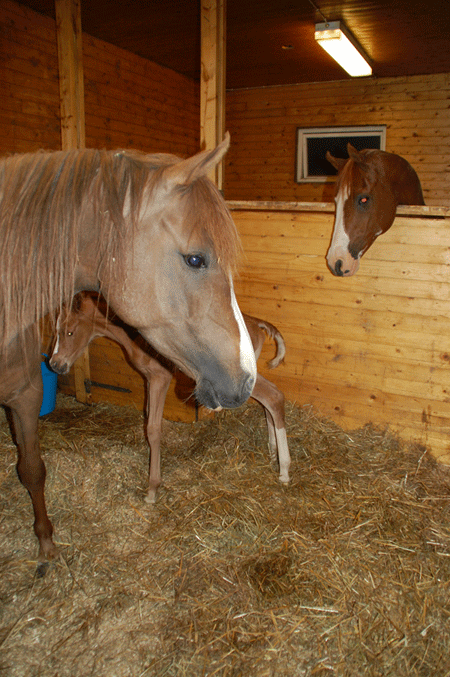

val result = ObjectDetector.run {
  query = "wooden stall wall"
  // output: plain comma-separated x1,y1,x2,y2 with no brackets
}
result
83,34,199,155
231,203,450,464
1,0,61,153
1,0,200,156
225,73,450,207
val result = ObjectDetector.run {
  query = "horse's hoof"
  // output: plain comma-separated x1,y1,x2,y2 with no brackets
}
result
279,475,290,484
38,538,59,563
144,490,157,504
36,561,52,578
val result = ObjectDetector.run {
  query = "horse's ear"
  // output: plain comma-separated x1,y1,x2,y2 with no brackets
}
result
347,143,371,170
347,144,364,163
326,151,347,172
164,132,230,187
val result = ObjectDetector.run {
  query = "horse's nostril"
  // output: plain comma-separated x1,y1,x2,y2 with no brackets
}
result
335,259,344,277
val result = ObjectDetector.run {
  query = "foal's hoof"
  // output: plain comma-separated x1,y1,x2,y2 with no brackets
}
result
144,489,158,504
36,541,59,577
278,474,290,484
38,539,59,562
36,561,52,578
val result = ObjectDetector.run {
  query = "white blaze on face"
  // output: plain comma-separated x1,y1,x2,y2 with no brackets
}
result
230,283,257,385
52,316,61,355
327,182,351,269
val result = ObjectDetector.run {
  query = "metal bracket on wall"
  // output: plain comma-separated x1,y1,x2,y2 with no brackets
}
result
84,379,132,394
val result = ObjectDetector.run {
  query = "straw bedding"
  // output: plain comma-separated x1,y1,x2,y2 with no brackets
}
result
1,393,450,676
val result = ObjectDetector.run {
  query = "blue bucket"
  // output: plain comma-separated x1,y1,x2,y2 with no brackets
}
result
40,355,57,416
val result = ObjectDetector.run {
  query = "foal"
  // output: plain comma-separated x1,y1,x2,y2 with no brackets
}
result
50,295,290,501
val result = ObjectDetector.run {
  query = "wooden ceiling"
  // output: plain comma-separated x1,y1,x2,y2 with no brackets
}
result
19,0,450,89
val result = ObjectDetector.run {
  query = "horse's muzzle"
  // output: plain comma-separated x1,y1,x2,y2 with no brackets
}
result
196,372,255,410
48,358,70,376
328,255,360,277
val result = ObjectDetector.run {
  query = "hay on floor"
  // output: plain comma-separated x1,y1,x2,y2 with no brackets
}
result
0,393,450,676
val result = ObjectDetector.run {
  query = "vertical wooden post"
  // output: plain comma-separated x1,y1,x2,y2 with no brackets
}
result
200,0,226,188
55,0,85,150
55,0,91,403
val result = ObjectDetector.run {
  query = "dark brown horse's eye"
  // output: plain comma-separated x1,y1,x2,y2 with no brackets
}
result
67,331,73,337
358,195,369,206
184,254,207,269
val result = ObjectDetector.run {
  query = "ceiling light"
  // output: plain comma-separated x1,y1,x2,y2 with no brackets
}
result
315,21,372,77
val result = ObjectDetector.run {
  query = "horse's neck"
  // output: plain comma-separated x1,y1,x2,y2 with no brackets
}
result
396,180,425,206
407,177,425,205
74,257,102,294
74,226,111,294
390,157,425,206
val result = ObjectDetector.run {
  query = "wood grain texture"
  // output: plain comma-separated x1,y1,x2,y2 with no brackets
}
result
1,0,200,157
230,203,450,464
225,73,450,208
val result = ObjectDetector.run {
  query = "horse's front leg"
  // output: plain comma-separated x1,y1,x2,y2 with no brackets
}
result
11,382,57,561
142,364,172,503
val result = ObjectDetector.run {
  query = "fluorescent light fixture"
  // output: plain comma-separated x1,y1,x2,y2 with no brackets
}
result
315,21,372,77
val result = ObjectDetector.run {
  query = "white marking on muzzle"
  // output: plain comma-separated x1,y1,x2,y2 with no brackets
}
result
230,283,257,385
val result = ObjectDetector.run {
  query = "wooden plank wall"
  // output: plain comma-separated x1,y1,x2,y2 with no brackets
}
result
82,32,199,155
231,203,450,464
1,0,200,156
225,73,450,207
0,0,61,152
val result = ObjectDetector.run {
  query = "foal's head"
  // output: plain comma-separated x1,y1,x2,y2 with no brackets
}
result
50,294,105,375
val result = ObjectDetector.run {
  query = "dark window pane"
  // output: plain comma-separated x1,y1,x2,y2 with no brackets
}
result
307,135,381,176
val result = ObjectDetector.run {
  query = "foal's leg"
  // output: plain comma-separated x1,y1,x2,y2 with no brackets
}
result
140,362,172,503
251,374,291,484
11,378,57,561
261,410,278,464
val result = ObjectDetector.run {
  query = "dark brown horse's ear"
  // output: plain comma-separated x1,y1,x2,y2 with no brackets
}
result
164,132,231,187
326,151,347,172
347,143,364,163
347,143,371,170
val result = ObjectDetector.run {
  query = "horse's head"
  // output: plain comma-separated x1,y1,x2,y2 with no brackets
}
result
50,294,103,375
102,135,257,410
326,144,425,277
325,144,395,277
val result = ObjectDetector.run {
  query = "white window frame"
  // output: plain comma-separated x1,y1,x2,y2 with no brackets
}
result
295,125,386,183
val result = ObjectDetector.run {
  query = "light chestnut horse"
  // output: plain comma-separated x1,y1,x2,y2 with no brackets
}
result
326,144,425,276
50,294,290,500
0,136,256,561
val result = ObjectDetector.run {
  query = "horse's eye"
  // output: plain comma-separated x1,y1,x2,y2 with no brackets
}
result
67,331,73,337
184,254,207,269
358,195,370,207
